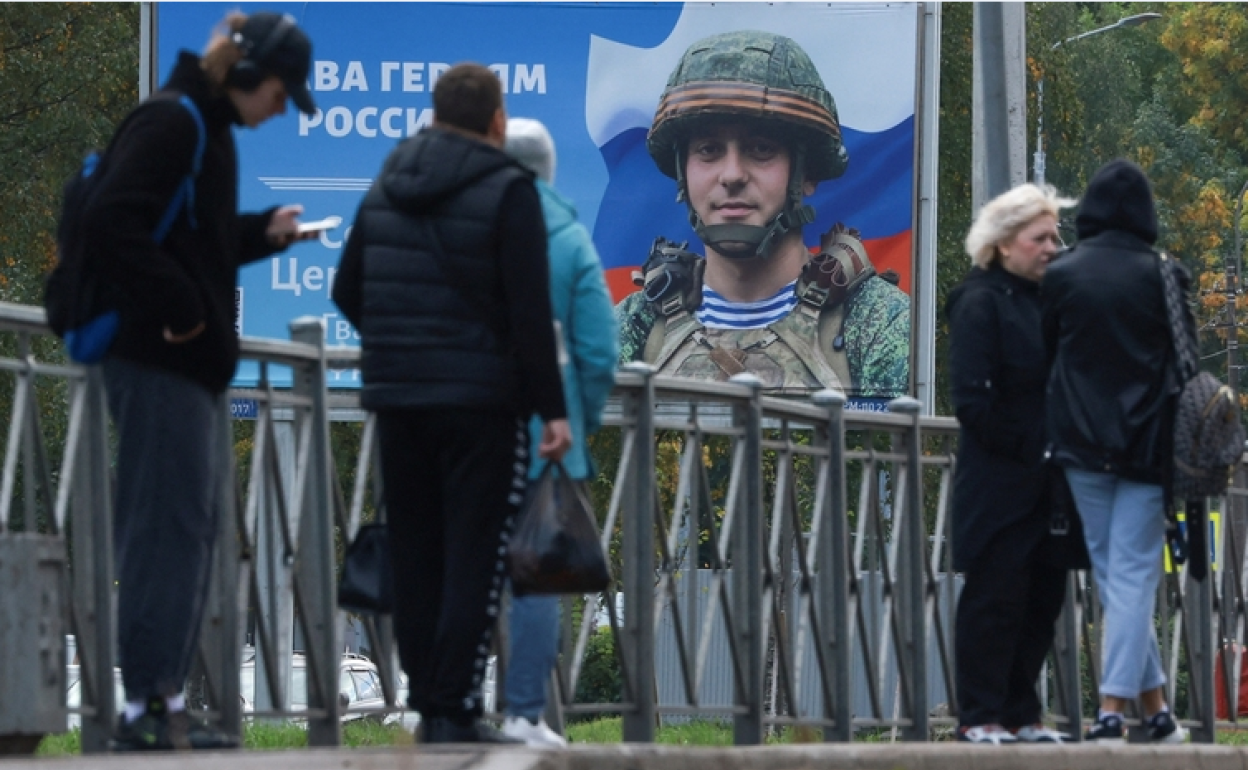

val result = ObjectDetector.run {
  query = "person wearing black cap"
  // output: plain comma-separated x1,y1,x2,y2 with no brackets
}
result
79,10,320,751
1042,159,1188,745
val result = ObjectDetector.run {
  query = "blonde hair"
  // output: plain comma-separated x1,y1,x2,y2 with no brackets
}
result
200,12,249,89
965,183,1076,268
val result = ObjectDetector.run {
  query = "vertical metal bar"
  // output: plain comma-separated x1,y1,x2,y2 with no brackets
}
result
290,318,341,746
1188,562,1216,742
77,368,115,754
890,397,927,740
814,390,852,741
1050,573,1082,739
731,373,764,745
621,363,655,742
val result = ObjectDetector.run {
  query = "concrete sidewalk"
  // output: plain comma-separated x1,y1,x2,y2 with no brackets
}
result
4,744,1248,770
6,744,1248,770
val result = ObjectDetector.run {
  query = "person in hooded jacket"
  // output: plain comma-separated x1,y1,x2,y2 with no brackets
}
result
332,64,572,744
498,117,618,747
1042,158,1187,744
82,11,320,751
947,183,1079,744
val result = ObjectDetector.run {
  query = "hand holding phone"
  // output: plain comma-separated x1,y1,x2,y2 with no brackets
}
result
296,215,343,238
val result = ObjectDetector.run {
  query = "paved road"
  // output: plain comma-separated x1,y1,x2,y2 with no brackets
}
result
4,743,1248,770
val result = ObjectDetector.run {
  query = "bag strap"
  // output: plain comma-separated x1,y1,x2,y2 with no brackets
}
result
153,94,207,241
1158,252,1199,382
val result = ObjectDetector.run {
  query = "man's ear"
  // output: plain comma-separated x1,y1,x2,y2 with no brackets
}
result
488,108,507,147
803,178,817,197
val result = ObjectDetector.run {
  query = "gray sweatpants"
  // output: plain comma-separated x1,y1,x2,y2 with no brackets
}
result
103,356,224,701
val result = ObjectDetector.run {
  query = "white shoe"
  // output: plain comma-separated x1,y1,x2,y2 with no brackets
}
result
1013,724,1070,743
501,716,568,748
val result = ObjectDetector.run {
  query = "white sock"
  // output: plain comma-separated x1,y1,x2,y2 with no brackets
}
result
124,699,147,723
1100,709,1124,721
166,694,186,713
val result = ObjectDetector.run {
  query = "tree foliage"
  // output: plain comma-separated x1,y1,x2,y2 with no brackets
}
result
0,3,139,304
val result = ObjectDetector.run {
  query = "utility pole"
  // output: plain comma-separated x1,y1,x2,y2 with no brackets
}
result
1229,179,1248,398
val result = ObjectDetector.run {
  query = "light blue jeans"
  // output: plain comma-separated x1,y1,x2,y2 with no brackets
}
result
505,593,559,721
1065,469,1167,699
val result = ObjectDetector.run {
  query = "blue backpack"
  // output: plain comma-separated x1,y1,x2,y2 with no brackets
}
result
44,94,206,364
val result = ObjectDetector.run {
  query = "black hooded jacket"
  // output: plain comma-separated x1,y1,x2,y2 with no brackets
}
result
83,52,285,393
1042,159,1183,483
332,127,566,420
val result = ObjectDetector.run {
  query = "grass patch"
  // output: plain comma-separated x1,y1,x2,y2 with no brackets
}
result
565,718,829,745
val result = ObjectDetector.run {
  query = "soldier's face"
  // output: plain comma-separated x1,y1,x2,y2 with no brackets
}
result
684,123,811,232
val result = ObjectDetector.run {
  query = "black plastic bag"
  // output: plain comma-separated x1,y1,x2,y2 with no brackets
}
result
509,462,611,595
338,522,394,614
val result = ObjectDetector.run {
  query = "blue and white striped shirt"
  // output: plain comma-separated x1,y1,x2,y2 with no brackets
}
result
695,281,799,330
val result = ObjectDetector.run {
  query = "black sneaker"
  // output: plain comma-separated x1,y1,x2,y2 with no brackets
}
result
1083,712,1125,745
422,716,525,744
1146,710,1187,744
110,698,238,752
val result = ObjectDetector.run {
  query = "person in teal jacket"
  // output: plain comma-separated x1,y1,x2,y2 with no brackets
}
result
502,117,619,747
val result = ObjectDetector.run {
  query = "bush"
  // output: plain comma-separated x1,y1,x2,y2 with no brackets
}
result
573,627,623,713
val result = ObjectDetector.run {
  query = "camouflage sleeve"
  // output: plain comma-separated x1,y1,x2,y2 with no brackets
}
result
843,278,911,398
614,291,656,364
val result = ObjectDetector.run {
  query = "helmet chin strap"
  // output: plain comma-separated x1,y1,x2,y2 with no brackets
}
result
678,143,816,260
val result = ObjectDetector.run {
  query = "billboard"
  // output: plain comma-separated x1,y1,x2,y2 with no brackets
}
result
156,2,923,406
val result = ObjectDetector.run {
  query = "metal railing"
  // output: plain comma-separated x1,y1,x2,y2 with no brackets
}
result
0,301,1240,750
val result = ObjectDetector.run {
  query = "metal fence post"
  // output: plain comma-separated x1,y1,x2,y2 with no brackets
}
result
1050,572,1083,739
1187,557,1216,742
890,397,928,740
289,317,340,746
621,363,656,742
730,373,764,745
76,368,116,753
813,389,852,741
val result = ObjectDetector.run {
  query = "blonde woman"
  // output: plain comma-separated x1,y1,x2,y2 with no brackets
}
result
948,183,1079,744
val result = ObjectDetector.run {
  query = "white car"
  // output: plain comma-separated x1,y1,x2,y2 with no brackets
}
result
65,665,125,731
239,650,389,723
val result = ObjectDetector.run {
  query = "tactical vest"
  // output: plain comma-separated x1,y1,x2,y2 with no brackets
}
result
634,225,885,394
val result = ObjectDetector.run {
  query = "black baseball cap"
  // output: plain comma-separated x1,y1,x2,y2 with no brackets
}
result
237,12,316,116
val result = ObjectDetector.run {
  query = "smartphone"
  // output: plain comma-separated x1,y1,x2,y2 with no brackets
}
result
297,215,343,235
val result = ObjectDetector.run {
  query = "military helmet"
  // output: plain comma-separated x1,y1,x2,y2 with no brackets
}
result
647,30,849,182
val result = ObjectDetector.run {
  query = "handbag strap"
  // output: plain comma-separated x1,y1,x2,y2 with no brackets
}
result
1158,252,1199,382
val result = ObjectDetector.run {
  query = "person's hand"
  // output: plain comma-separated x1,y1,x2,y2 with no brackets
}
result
163,322,205,344
266,204,307,247
538,418,573,462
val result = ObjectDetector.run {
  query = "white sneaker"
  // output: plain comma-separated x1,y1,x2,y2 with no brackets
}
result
501,716,568,748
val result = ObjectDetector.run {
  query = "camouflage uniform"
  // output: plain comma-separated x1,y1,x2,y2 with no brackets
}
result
616,30,911,398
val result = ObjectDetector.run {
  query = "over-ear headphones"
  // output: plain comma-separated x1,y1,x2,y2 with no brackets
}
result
227,14,295,91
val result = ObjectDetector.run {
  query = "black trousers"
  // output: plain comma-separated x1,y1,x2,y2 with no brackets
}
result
377,407,528,721
955,518,1068,728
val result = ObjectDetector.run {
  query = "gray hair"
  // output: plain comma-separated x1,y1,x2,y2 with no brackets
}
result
504,117,556,184
965,183,1076,268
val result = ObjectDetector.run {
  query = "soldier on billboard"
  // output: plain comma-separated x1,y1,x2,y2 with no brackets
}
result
615,30,910,397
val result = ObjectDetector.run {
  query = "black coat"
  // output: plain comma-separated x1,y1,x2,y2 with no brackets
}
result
1042,160,1180,484
947,264,1051,571
84,52,283,394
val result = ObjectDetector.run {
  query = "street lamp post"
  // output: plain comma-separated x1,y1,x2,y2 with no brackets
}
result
1033,12,1163,187
1228,179,1248,399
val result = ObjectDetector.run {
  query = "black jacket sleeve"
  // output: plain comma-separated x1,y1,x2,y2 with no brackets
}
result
497,181,566,423
332,213,365,329
84,101,206,334
949,285,1035,461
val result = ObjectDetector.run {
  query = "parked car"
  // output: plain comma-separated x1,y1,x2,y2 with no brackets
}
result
239,650,389,723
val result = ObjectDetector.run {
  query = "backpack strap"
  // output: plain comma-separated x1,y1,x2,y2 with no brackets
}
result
153,94,206,241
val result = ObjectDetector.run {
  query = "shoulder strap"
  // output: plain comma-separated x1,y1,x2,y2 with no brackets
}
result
1158,252,1198,382
152,94,206,242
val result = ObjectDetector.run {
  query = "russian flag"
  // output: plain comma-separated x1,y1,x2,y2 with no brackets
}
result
583,3,918,303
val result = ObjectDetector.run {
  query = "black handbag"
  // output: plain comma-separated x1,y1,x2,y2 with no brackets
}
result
508,462,611,595
337,522,394,614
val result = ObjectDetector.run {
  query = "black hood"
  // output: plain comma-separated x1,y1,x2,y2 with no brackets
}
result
379,127,527,213
1074,159,1158,244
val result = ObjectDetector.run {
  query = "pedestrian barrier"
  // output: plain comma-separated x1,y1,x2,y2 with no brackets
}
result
0,302,1237,751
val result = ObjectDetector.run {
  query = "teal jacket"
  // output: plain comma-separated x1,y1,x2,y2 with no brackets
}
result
528,180,618,480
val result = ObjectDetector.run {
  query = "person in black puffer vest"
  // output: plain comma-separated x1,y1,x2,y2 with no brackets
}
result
83,11,321,752
948,183,1081,745
1043,159,1188,745
332,63,571,745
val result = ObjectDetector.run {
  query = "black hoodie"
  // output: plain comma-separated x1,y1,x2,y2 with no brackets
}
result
333,127,566,421
1041,159,1181,482
84,52,284,393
